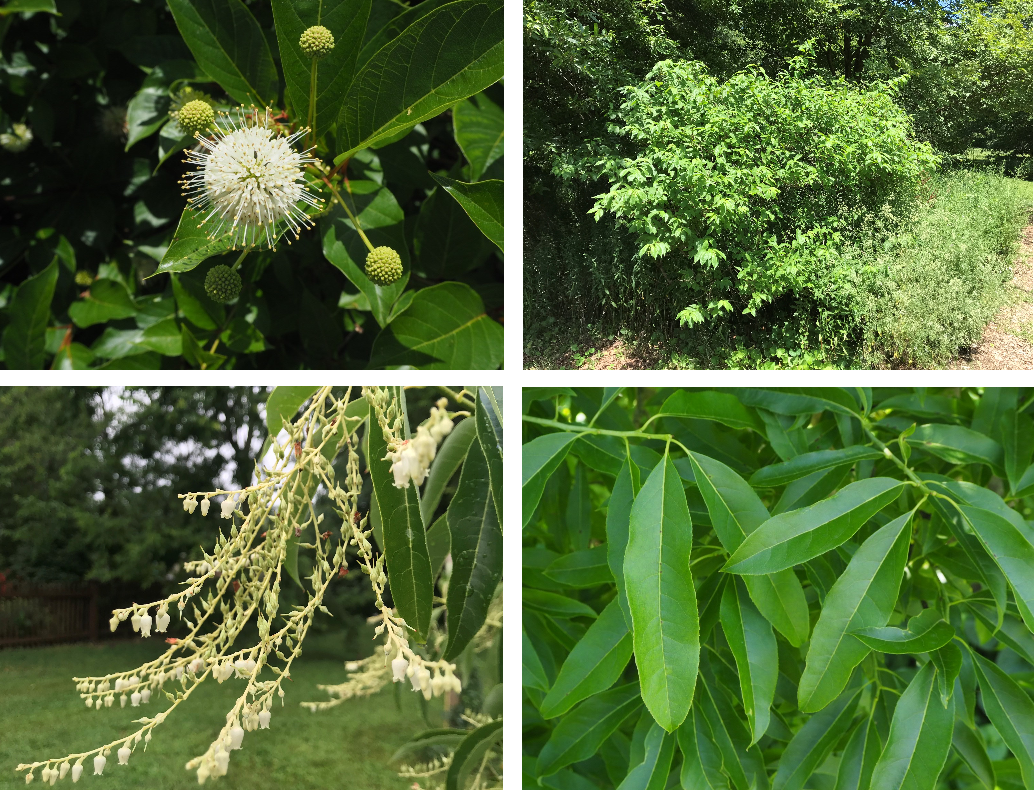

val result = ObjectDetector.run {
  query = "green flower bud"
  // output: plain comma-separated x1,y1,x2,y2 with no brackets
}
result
177,100,215,137
299,25,335,59
364,246,403,286
204,265,242,303
74,270,94,287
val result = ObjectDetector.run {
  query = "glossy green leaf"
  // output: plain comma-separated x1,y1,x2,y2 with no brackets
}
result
750,446,883,487
607,455,638,629
688,452,810,646
536,682,642,777
265,387,318,436
868,662,955,790
951,719,996,790
0,0,57,14
444,438,501,659
696,676,767,790
271,0,370,135
624,451,699,732
522,432,579,528
334,0,503,161
139,318,183,356
799,510,912,712
725,478,906,575
1001,409,1034,493
522,588,597,620
774,464,852,515
369,282,503,369
850,608,955,654
911,423,1004,472
454,93,503,180
475,386,503,525
420,416,476,523
429,174,503,252
965,601,1034,665
1,260,56,370
523,629,549,692
677,706,730,790
930,642,962,707
565,463,591,551
368,415,433,642
155,207,235,275
167,0,277,106
960,504,1034,633
834,717,881,790
444,719,502,790
657,389,766,432
970,650,1034,787
540,599,633,718
426,514,451,579
618,723,676,790
732,387,861,417
773,681,863,790
721,576,777,745
544,545,611,588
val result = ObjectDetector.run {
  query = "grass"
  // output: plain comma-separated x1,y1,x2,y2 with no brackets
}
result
0,636,441,789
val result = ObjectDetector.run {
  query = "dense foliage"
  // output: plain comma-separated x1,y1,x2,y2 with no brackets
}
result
524,0,1033,368
523,386,1034,790
0,0,503,370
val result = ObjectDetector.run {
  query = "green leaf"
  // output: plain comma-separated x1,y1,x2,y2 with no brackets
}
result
688,452,810,646
320,184,411,328
522,589,598,620
544,545,611,588
139,318,184,356
167,0,278,106
965,601,1034,666
265,387,318,436
960,504,1034,633
540,599,633,718
1,261,56,369
720,576,777,746
523,628,549,692
565,463,590,551
0,0,58,15
426,513,450,579
368,416,433,642
68,279,137,327
179,324,225,369
1001,409,1034,493
724,478,907,575
930,642,962,708
51,342,94,370
774,465,852,515
369,282,503,369
749,446,884,488
522,432,579,527
677,706,730,790
355,0,454,67
476,386,503,524
444,718,502,790
970,650,1034,787
850,608,955,654
427,174,503,252
454,93,503,180
444,437,501,659
911,423,1004,472
733,387,861,417
617,723,676,790
155,207,236,276
835,717,881,790
420,416,476,523
696,674,769,790
657,390,766,432
271,0,371,135
333,0,503,162
284,533,302,590
868,662,955,790
536,682,642,777
413,185,493,278
773,681,863,790
799,510,912,713
606,456,639,629
624,451,698,732
951,719,996,790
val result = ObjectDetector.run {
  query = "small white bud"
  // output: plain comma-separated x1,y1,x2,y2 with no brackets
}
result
109,615,119,633
40,769,50,783
345,662,359,672
201,498,211,516
93,755,105,776
117,747,130,765
214,750,230,776
71,763,83,782
129,675,139,685
58,764,69,780
24,772,32,784
114,679,124,692
229,726,244,750
120,694,127,708
130,613,141,632
258,710,270,729
48,770,56,787
105,695,113,707
85,697,93,708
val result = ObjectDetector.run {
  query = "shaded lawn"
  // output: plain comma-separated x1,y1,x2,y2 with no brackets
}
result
0,636,440,789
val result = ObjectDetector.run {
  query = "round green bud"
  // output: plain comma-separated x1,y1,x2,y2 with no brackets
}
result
177,100,215,137
204,265,242,303
74,270,94,287
299,25,335,59
365,246,402,286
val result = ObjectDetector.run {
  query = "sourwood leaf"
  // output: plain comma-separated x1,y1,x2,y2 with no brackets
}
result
970,650,1034,788
850,607,955,654
720,576,778,745
522,433,579,527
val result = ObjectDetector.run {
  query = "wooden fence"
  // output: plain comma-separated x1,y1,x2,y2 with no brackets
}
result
0,583,98,647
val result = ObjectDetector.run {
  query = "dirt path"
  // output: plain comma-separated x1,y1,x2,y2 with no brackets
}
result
952,224,1033,370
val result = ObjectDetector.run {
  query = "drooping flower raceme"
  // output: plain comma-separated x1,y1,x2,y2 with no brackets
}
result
381,396,456,489
181,108,322,250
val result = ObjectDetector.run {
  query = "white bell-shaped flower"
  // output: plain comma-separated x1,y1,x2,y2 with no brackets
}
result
40,768,50,783
258,710,271,729
71,763,82,782
139,613,152,638
213,748,230,777
130,692,141,707
140,689,151,704
105,695,113,707
220,495,236,519
155,608,170,632
117,747,130,765
58,763,69,780
229,726,244,750
85,697,93,708
200,498,211,516
130,613,141,632
92,755,105,776
120,694,127,708
391,653,408,682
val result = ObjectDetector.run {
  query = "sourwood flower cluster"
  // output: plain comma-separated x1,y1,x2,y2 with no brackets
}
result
368,389,457,489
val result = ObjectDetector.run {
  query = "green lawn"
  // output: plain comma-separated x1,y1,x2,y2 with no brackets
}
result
1,636,441,789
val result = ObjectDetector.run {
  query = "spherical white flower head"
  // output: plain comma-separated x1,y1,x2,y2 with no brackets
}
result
181,108,321,250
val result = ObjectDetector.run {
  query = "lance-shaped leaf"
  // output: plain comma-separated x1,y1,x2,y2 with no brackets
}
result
951,719,996,790
960,504,1034,633
334,0,503,161
444,438,501,659
421,416,476,523
725,478,906,575
368,419,433,642
970,651,1034,788
689,452,810,646
677,706,730,790
910,424,1004,473
545,545,612,588
617,723,676,790
799,510,912,713
429,174,503,252
835,717,881,790
167,0,277,106
850,608,955,654
475,386,502,524
444,719,502,790
868,662,955,790
773,681,863,790
965,601,1034,666
607,456,639,628
731,387,861,417
750,446,884,488
522,589,597,620
624,451,699,732
697,677,767,790
540,599,633,718
1001,408,1034,493
930,642,962,707
656,390,766,433
721,576,778,746
536,682,642,777
522,432,579,527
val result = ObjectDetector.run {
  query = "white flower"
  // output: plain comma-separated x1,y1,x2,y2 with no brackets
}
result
229,726,244,750
391,654,408,682
85,697,93,708
155,607,170,633
221,495,237,520
93,755,105,776
1,123,32,153
200,498,211,516
189,658,204,675
104,695,113,707
108,615,119,632
71,763,82,782
117,747,130,766
213,748,230,776
58,764,69,780
24,771,32,784
258,710,271,729
139,613,152,638
141,689,151,704
130,613,141,632
344,661,359,672
131,692,141,707
181,108,320,250
40,768,50,783
120,694,127,708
